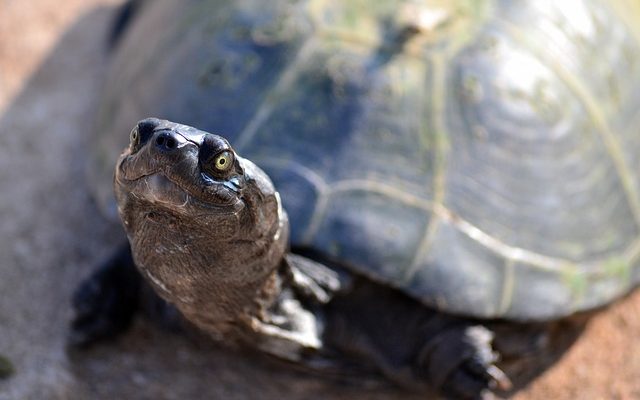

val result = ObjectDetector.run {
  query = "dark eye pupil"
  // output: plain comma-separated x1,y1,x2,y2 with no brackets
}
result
219,158,225,165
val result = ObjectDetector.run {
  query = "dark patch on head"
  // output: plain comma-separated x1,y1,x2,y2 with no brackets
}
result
129,117,160,153
137,118,160,142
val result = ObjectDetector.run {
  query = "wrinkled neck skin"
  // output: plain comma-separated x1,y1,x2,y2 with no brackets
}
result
115,156,289,337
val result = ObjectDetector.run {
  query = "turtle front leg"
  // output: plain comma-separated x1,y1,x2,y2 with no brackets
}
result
245,254,346,362
323,280,509,399
417,324,510,399
69,243,142,347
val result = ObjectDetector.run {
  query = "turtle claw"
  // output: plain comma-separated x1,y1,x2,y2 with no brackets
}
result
418,325,507,399
285,253,346,304
69,245,140,348
486,365,512,392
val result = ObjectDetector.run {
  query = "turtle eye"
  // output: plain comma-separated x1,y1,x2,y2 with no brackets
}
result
212,150,234,172
130,128,140,148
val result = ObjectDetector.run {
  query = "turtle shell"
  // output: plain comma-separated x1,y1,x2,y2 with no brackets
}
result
91,0,640,320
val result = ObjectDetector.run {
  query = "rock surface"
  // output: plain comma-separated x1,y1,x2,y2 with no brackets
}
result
0,1,638,399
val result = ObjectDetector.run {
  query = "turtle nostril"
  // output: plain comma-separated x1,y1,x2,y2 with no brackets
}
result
155,132,178,151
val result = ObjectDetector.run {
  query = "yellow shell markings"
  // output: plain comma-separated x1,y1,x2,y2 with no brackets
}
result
253,0,385,243
561,267,588,303
305,0,387,46
604,257,632,282
497,258,516,315
298,52,432,246
294,167,634,282
304,171,640,290
235,0,496,154
496,19,640,232
231,0,391,153
270,169,640,301
401,54,446,282
226,1,640,304
487,9,640,291
296,0,496,274
234,38,320,152
305,0,495,54
402,1,495,283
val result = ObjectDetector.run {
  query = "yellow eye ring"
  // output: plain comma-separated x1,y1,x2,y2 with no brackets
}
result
213,150,233,171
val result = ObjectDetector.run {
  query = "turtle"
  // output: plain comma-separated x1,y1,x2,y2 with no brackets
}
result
70,0,640,398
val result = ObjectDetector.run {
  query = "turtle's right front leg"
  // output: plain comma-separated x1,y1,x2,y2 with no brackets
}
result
69,243,141,347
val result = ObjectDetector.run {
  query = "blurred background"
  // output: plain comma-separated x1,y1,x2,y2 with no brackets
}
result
0,1,638,399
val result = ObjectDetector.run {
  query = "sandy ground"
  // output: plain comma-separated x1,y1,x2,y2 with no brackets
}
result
0,1,638,399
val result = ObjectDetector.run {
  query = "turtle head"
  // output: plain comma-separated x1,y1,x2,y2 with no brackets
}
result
114,118,288,331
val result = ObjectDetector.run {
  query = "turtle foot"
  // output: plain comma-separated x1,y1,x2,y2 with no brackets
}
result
418,325,510,400
69,245,141,348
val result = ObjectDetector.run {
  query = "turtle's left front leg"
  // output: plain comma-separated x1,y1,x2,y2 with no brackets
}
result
69,243,142,347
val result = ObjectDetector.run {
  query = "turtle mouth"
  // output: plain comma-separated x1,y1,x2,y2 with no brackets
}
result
117,168,244,212
138,172,191,208
114,165,193,211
